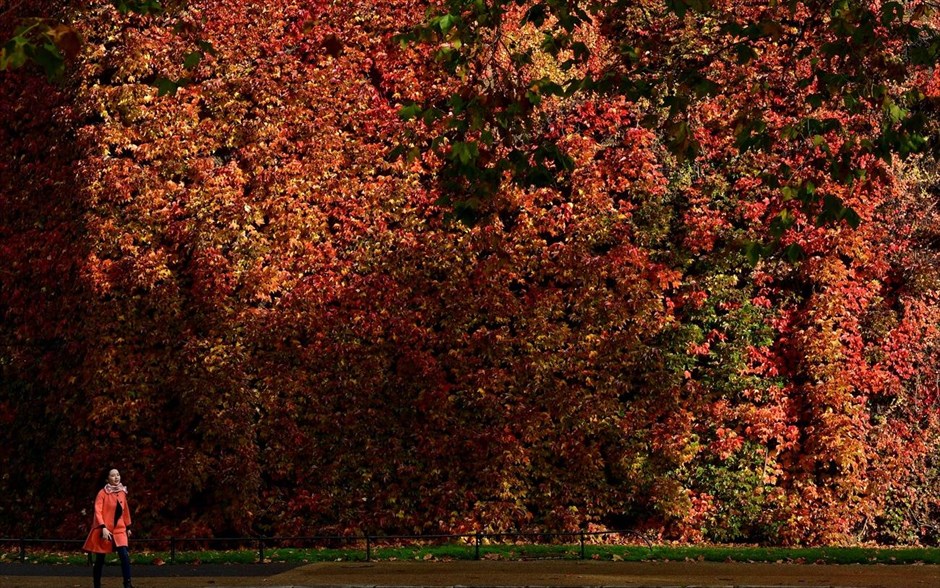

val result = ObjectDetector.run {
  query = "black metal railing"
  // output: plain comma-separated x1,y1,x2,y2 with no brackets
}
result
0,529,654,564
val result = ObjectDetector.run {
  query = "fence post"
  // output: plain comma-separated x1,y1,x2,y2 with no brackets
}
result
474,533,481,560
257,536,265,563
580,532,585,559
170,537,176,564
19,538,26,562
365,535,372,562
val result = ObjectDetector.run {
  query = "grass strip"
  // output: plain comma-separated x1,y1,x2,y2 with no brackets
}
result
1,544,937,566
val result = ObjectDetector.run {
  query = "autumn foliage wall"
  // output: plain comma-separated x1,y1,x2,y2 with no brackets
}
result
1,0,938,545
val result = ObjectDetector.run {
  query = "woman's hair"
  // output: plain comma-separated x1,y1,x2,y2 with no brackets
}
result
92,467,116,494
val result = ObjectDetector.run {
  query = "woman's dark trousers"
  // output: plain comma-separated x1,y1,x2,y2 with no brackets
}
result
93,547,132,588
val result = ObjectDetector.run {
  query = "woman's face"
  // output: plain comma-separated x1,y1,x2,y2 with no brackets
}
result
108,469,121,485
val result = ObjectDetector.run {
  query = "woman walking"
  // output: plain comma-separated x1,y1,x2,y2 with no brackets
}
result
83,468,134,588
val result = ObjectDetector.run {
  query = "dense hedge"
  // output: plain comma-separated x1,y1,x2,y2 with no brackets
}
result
1,0,938,545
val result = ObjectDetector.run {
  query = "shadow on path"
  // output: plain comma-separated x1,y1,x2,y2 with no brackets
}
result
1,560,938,587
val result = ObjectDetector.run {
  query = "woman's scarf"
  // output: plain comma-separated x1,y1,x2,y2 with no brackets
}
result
104,483,128,494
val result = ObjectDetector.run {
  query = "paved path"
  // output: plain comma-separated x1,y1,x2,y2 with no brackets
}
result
2,560,938,588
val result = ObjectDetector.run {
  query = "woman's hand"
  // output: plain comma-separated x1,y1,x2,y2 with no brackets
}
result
101,528,112,541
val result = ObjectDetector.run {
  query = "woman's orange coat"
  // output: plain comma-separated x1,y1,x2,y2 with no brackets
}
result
82,489,132,553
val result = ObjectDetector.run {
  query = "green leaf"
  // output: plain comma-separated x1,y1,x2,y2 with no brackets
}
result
112,0,163,15
541,32,571,56
529,78,563,101
744,241,767,265
769,209,796,238
571,41,590,62
198,40,218,56
154,77,180,96
510,50,534,66
451,197,481,226
619,44,640,63
434,46,456,64
735,44,758,64
183,51,202,70
901,133,927,155
820,40,849,56
907,37,940,66
666,0,712,19
30,43,64,78
735,118,769,153
1,37,29,70
398,103,422,120
436,14,459,35
784,243,805,262
816,194,846,225
522,3,547,27
450,141,479,165
448,93,466,112
841,207,861,228
692,77,718,97
386,145,407,161
780,125,798,140
806,94,826,108
666,0,690,18
421,107,444,125
880,1,904,27
537,143,575,172
666,120,699,161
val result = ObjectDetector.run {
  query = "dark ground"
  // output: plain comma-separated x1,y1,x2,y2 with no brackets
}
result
1,560,938,587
